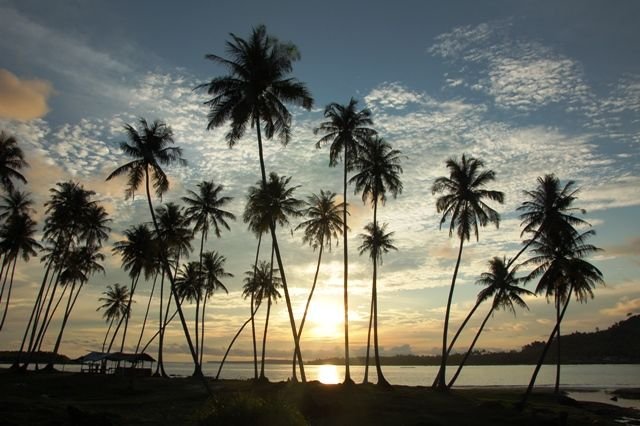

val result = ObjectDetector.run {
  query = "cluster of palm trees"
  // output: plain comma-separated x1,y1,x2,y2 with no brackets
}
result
0,26,604,410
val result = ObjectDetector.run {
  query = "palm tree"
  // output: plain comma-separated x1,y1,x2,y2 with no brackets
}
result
292,190,345,375
153,203,193,376
358,222,397,387
97,283,131,352
199,26,313,381
314,98,376,383
175,261,205,365
183,181,235,360
350,135,402,384
519,230,604,409
431,154,504,389
447,257,532,388
0,213,41,331
199,250,232,366
0,132,28,193
105,118,207,386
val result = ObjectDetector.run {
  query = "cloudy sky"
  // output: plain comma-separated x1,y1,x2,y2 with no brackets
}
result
0,0,638,365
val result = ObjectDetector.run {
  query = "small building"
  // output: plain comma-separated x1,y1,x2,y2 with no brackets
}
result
75,352,156,376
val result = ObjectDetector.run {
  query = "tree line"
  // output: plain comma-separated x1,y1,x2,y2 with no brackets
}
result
0,25,604,409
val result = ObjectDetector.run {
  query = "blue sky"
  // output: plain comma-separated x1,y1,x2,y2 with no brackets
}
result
0,0,638,363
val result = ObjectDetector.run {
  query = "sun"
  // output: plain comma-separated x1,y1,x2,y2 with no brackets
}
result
306,301,343,338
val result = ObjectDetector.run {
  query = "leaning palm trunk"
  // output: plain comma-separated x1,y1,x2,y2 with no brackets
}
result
250,234,262,379
554,296,561,394
156,256,181,377
447,303,496,388
144,167,208,392
34,283,71,355
45,281,84,369
30,263,65,356
432,298,482,387
199,295,208,367
135,273,158,354
102,316,116,352
216,303,260,380
0,256,18,331
119,274,140,352
363,297,374,384
255,117,306,382
437,237,465,389
293,236,324,378
519,284,574,410
260,243,276,380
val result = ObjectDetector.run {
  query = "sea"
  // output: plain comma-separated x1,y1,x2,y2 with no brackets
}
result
5,362,640,410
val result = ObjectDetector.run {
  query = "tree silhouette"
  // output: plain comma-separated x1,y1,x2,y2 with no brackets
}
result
0,132,28,193
97,283,131,352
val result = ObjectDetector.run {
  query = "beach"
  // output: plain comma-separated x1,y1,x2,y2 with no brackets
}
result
1,368,639,426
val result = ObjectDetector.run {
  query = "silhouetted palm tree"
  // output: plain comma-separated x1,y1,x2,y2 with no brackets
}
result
519,230,604,409
183,181,235,360
199,250,232,366
199,26,313,381
293,190,345,375
106,118,207,385
350,135,402,384
0,212,41,331
176,261,205,366
252,260,281,381
431,154,504,389
358,222,397,387
111,224,155,352
97,283,131,352
314,98,376,383
447,257,532,387
0,132,28,193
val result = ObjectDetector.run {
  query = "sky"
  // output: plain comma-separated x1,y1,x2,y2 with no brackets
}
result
0,0,639,365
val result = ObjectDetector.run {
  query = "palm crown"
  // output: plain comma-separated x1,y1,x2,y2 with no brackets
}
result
358,222,397,265
183,181,235,239
0,132,28,193
97,283,131,322
244,172,303,230
476,257,532,315
350,136,403,206
295,190,345,251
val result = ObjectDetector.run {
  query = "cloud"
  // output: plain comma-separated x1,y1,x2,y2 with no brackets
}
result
603,237,640,263
0,69,52,120
600,297,640,317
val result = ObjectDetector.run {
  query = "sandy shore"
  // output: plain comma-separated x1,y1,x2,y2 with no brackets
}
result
1,368,638,425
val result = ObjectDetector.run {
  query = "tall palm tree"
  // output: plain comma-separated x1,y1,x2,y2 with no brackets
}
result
111,224,155,352
314,98,376,383
153,203,193,376
0,212,41,331
350,135,402,384
0,132,28,193
105,118,207,386
519,230,604,409
97,283,131,352
175,261,205,369
183,181,235,359
292,190,345,374
199,250,232,366
447,257,532,387
358,222,397,387
199,26,313,381
431,154,504,390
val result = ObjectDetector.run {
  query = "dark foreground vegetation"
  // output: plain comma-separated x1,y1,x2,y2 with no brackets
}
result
1,369,638,426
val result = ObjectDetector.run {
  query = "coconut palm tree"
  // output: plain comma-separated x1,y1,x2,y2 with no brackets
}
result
199,25,313,381
431,154,504,389
350,135,402,384
106,118,207,385
199,250,232,365
0,132,28,193
111,224,155,352
314,98,376,383
153,203,193,376
519,230,604,409
292,190,345,375
183,181,235,359
447,257,532,387
358,222,397,387
97,283,131,352
0,212,41,331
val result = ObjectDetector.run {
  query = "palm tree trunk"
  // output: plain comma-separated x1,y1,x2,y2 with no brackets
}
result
342,143,352,384
437,236,465,390
102,316,115,352
135,273,158,354
155,269,165,376
0,256,18,331
120,274,140,352
193,294,201,376
519,284,574,410
46,281,84,369
193,228,206,373
251,234,262,380
144,166,208,393
34,281,70,354
448,304,495,388
31,263,64,355
371,199,388,387
432,298,482,387
554,296,561,394
215,303,260,380
293,237,324,378
0,256,11,312
363,296,373,384
199,296,206,367
260,242,276,380
255,116,306,382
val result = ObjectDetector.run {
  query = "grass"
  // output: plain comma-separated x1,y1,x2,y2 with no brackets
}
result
0,369,637,425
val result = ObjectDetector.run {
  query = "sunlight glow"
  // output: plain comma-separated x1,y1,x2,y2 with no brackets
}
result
307,301,342,338
316,364,340,384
